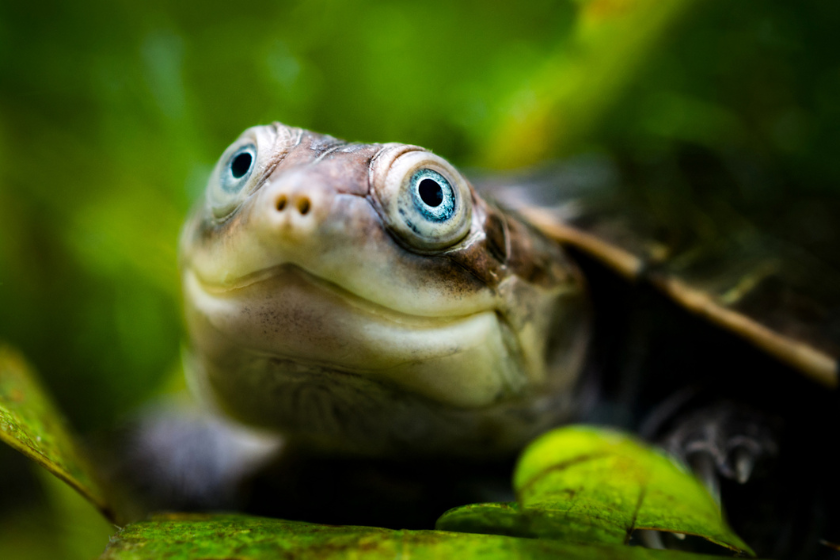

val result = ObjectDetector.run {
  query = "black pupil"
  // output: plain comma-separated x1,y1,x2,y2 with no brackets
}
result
418,178,443,207
231,151,253,179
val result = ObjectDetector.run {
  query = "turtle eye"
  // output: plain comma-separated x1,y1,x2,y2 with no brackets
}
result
205,124,301,220
221,144,256,193
410,169,456,222
209,141,260,219
373,148,473,251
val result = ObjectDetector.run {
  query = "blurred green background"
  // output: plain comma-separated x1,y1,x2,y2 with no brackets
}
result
1,0,839,557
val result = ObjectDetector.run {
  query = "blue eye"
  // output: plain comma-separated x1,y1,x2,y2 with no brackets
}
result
221,144,256,193
410,169,456,222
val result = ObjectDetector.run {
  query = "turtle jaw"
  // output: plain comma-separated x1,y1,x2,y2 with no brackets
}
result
183,263,528,416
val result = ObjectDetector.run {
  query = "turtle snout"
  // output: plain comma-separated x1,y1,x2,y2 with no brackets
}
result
274,189,312,217
276,193,310,215
261,171,334,240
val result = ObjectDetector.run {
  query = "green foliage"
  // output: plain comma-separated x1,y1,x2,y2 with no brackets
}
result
0,346,115,559
437,427,752,555
0,449,113,560
0,345,111,518
100,512,729,560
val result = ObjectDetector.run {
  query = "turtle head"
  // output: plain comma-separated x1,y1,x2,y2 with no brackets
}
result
180,122,589,456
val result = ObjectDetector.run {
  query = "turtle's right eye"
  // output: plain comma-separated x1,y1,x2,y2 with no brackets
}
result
206,124,302,220
209,141,261,219
221,144,256,193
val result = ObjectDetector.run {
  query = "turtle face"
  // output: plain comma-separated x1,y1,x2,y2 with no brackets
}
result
180,122,589,456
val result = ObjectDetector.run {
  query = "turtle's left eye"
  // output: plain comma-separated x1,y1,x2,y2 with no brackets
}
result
410,169,456,222
372,148,473,251
221,144,256,193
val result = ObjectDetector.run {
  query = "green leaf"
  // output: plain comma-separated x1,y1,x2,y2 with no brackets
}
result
0,345,113,521
100,512,734,560
438,426,753,556
435,502,531,538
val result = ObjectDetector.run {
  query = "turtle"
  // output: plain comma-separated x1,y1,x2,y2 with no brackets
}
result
170,122,840,557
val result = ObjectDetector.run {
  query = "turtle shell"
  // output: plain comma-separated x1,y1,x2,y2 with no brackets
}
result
479,150,840,390
480,149,840,554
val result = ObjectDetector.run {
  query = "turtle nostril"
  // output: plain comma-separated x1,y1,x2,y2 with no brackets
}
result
297,197,311,215
276,195,287,212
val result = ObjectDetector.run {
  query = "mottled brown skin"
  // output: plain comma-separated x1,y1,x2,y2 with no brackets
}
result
180,123,589,457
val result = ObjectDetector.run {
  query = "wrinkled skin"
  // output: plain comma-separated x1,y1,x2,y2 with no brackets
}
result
180,123,589,457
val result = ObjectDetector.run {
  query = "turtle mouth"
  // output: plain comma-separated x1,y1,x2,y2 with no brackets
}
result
183,263,522,409
188,262,464,328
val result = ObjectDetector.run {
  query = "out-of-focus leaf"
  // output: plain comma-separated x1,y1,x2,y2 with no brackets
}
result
437,426,752,556
436,502,530,537
0,345,112,520
37,467,116,560
100,512,731,560
481,0,696,168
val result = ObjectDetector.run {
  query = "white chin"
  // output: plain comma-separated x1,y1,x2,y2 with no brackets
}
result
183,264,528,411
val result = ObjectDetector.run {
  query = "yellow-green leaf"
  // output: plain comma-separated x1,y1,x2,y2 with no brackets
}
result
100,512,733,560
0,345,113,520
438,426,753,556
